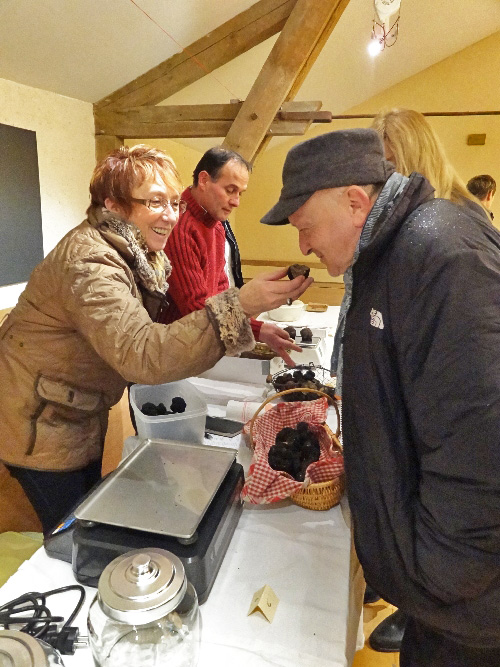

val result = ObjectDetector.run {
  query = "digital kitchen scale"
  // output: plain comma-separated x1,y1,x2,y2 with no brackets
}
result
271,329,328,371
47,439,244,604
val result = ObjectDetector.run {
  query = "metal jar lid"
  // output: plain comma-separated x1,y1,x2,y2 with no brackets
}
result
0,630,53,667
97,548,187,625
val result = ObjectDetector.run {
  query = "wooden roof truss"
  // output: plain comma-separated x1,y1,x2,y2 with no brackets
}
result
94,0,351,162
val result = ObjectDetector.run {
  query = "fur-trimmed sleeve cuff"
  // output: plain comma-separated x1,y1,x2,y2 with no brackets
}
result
205,288,256,357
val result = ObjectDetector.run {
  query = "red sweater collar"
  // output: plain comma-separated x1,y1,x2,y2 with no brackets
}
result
182,187,219,228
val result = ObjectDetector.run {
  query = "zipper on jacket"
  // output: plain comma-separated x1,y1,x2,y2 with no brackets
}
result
26,400,47,456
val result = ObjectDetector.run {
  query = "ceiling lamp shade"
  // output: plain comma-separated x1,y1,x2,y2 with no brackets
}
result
368,0,401,55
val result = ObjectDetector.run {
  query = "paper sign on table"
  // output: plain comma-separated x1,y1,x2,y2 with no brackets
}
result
247,584,279,623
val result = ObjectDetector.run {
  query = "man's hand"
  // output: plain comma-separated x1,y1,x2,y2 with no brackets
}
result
258,322,302,367
238,267,314,317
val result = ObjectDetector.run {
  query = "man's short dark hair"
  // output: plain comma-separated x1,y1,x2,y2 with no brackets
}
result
193,146,252,186
467,174,496,200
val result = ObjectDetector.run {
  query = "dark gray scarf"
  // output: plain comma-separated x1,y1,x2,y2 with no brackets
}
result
331,173,409,396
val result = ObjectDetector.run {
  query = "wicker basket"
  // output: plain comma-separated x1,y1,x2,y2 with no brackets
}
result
249,388,344,511
270,365,338,403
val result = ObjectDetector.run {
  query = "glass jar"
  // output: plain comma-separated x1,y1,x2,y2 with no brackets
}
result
0,630,65,666
88,548,200,667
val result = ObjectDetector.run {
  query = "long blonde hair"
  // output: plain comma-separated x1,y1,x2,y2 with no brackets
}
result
371,108,477,205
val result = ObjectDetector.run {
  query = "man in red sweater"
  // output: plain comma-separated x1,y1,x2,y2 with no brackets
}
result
159,147,301,365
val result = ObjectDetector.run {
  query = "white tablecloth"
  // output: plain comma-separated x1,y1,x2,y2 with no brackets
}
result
0,501,361,667
0,439,362,666
0,366,365,666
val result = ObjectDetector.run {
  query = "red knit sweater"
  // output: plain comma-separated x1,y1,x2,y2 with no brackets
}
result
158,187,262,339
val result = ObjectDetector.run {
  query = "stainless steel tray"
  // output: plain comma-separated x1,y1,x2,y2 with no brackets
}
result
74,439,237,539
297,336,321,349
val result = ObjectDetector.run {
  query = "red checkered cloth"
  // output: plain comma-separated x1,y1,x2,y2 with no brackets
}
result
241,397,344,504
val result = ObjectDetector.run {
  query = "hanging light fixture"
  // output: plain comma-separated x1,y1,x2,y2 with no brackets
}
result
368,0,401,56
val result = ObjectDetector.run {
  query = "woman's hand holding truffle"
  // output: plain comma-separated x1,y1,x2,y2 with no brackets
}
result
238,268,313,317
259,322,302,367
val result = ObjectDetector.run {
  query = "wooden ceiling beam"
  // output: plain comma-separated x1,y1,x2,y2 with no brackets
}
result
222,0,351,162
94,100,325,136
95,0,297,111
94,101,324,131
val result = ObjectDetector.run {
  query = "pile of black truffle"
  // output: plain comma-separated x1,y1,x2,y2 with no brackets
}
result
141,396,187,416
273,368,336,402
267,422,321,482
283,325,312,343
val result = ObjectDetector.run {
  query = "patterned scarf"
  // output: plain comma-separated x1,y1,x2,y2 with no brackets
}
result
331,172,409,396
88,206,171,295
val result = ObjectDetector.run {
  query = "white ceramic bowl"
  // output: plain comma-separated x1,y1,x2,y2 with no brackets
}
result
267,300,305,322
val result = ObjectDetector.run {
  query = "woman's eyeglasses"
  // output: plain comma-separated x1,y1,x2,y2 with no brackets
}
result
131,198,187,214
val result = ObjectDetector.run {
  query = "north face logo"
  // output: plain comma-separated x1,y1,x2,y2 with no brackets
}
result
370,309,384,329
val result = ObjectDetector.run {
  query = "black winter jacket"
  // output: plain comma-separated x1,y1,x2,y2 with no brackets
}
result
342,173,500,646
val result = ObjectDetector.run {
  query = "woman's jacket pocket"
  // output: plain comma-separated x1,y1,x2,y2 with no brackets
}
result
27,375,105,464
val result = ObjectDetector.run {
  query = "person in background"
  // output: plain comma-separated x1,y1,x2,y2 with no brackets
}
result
0,145,312,534
261,128,500,666
357,108,495,652
467,174,496,220
158,146,302,366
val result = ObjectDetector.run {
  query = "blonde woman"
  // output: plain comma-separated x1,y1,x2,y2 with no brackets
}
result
371,107,486,212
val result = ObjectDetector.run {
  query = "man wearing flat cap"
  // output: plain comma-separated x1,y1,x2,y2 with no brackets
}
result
262,129,500,666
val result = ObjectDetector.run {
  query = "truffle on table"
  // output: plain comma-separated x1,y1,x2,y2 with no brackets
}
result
283,326,296,339
287,263,310,280
300,327,313,342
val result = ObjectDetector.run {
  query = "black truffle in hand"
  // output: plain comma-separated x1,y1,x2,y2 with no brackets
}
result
170,396,187,414
287,263,310,280
283,326,296,340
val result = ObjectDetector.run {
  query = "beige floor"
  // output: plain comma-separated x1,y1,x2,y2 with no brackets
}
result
353,600,400,667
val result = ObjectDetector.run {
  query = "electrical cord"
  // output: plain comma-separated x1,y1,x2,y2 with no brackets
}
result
0,585,88,654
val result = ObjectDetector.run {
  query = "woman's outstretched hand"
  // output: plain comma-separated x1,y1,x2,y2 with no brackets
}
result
238,267,314,318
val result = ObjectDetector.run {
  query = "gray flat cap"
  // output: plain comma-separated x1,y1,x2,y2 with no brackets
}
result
261,128,395,225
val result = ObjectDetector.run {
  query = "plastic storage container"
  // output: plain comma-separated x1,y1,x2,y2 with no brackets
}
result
130,380,207,444
88,548,200,667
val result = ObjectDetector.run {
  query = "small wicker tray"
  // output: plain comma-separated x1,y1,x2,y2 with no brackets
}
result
249,388,344,511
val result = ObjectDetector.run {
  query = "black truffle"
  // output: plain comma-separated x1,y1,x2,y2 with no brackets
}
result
300,327,313,342
296,421,309,436
287,263,310,280
275,427,299,447
170,396,187,414
141,401,159,416
283,326,296,340
268,422,321,481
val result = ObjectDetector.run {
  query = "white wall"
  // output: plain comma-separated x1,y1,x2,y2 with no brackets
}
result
0,77,95,308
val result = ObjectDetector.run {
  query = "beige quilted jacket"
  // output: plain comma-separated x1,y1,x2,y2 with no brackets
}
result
0,210,254,471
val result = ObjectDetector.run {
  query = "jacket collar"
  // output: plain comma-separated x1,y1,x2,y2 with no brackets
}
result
355,172,435,276
183,187,219,228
